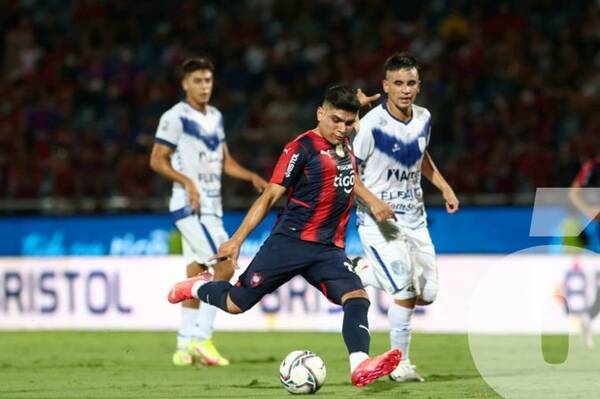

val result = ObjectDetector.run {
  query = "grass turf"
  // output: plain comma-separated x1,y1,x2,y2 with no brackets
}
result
0,331,577,399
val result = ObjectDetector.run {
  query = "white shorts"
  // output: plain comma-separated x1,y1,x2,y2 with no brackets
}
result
176,214,228,265
357,221,438,302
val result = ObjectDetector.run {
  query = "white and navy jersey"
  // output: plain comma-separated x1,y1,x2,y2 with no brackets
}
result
154,101,226,217
354,102,431,229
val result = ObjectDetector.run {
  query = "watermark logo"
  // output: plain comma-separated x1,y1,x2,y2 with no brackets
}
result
468,187,600,398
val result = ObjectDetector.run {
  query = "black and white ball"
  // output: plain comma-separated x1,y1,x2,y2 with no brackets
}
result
279,350,326,394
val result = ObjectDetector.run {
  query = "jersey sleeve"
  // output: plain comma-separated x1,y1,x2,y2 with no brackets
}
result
270,140,308,188
216,111,226,143
154,111,181,149
353,118,375,164
425,111,432,146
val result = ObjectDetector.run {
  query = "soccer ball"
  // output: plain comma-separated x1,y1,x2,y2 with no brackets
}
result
279,350,326,394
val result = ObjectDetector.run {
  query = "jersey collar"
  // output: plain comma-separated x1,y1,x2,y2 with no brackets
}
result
382,101,413,125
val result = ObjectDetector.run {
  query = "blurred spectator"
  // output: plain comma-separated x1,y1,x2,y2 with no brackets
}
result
0,0,597,213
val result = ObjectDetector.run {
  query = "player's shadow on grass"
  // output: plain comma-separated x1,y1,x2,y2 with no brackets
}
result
230,379,280,390
427,373,481,382
231,355,278,365
362,380,398,394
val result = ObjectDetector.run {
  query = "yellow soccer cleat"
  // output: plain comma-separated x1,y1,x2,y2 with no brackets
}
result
189,338,230,366
172,349,193,366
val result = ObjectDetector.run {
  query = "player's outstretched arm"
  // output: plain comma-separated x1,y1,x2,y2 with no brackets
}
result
213,183,286,267
354,175,395,222
223,144,268,192
570,179,600,221
421,151,459,213
149,142,200,211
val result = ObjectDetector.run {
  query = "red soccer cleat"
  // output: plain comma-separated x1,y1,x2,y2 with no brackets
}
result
351,348,402,388
167,271,213,304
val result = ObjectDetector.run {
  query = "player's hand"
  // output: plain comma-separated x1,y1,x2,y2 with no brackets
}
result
356,88,381,108
443,188,459,213
369,198,396,222
212,239,242,269
251,174,268,193
184,180,200,211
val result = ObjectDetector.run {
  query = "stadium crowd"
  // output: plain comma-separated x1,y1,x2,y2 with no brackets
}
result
0,0,598,211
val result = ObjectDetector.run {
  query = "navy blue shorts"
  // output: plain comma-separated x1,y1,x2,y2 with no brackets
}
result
229,234,364,311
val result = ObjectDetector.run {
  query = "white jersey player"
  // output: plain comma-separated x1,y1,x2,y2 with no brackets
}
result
150,58,267,367
352,53,459,382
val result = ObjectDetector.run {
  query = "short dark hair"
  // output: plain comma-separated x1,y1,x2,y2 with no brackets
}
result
383,52,420,75
181,57,214,77
322,84,360,113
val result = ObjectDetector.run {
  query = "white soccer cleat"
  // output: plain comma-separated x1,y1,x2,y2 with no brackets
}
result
389,360,424,382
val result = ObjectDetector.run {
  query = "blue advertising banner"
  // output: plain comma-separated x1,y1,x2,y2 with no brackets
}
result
0,207,593,257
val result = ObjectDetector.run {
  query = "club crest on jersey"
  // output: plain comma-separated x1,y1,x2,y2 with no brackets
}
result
160,119,169,131
250,272,263,288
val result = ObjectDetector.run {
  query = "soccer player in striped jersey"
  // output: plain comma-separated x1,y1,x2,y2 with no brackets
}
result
150,57,267,367
352,52,459,382
167,85,403,387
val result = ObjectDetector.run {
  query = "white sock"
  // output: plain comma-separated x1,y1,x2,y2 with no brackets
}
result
349,351,369,372
389,303,414,363
193,302,218,341
191,279,205,299
177,307,198,349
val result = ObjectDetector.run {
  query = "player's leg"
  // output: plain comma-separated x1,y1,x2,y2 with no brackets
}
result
390,226,439,381
190,267,234,365
358,224,416,358
188,216,234,365
174,214,229,366
171,234,204,366
302,247,401,387
357,223,424,382
170,234,304,313
352,219,404,289
406,226,439,307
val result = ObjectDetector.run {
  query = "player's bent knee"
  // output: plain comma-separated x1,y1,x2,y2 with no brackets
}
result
340,289,369,305
394,297,417,308
416,298,433,306
226,294,244,314
417,289,437,305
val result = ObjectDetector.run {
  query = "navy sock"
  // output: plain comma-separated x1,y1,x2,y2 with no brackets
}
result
197,281,232,312
342,298,371,354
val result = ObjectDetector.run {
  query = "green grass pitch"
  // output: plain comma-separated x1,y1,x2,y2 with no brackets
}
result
0,331,575,398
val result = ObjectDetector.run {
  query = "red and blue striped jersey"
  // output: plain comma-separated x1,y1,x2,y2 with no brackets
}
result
270,130,357,248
